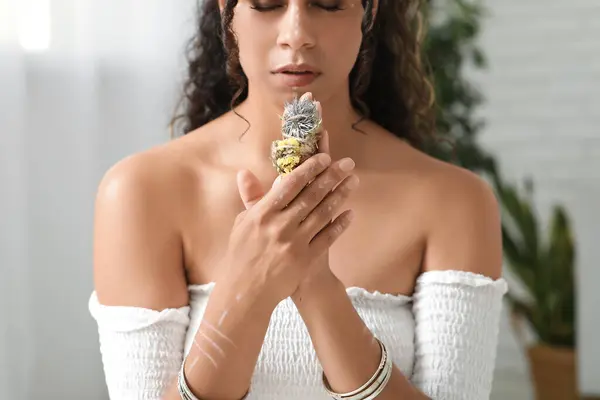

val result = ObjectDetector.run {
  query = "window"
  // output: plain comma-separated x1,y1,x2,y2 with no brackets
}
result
17,0,51,52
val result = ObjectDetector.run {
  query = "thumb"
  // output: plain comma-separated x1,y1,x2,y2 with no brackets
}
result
237,169,265,210
318,129,330,156
315,100,330,156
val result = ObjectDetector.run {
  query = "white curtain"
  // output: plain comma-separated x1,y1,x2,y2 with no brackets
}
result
0,1,194,398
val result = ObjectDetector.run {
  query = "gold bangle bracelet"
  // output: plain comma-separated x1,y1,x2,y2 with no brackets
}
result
178,356,250,400
322,337,393,400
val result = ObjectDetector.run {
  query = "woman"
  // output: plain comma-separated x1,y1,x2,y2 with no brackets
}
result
89,0,507,399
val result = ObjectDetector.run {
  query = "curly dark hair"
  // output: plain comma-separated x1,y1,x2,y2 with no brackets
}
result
171,0,436,149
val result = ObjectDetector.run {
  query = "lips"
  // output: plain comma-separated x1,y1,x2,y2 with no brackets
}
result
273,64,321,87
273,63,320,74
281,71,313,75
277,73,318,88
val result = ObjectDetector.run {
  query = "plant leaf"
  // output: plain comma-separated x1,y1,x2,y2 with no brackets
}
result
545,205,576,346
505,292,534,326
501,225,535,292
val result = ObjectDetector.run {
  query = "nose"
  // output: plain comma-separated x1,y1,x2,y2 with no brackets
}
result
277,3,316,50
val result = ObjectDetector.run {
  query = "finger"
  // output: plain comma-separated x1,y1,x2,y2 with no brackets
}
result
309,209,354,253
284,156,355,224
237,169,265,210
300,91,313,102
313,99,330,156
233,209,249,227
271,175,282,188
300,174,359,238
257,152,332,212
318,128,330,156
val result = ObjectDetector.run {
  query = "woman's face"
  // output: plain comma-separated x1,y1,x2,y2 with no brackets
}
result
226,0,370,102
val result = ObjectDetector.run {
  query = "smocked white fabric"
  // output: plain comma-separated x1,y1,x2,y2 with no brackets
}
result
89,270,507,400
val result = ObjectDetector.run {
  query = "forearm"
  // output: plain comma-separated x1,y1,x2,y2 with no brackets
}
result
293,275,428,400
164,279,276,400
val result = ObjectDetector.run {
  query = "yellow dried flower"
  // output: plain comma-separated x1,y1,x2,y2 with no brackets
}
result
271,94,322,175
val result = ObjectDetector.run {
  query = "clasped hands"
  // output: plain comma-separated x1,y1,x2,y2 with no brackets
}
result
235,129,358,301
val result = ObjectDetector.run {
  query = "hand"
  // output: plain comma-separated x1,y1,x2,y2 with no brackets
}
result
294,128,348,296
292,253,341,302
231,135,357,306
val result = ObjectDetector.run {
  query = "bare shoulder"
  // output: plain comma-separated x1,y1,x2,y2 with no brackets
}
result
411,147,499,215
364,127,502,279
93,137,205,309
366,124,498,204
409,147,502,279
99,146,187,205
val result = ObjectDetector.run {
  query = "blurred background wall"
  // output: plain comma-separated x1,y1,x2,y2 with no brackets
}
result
474,1,600,397
0,0,598,399
0,1,194,398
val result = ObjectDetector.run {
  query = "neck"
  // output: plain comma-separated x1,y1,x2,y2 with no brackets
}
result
234,83,362,160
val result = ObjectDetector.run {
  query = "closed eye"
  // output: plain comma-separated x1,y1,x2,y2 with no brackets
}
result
250,4,282,11
314,0,345,11
249,1,345,12
317,3,344,12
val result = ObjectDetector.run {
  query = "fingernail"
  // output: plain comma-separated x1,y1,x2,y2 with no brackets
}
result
321,153,332,165
339,158,355,172
347,175,359,190
346,210,355,223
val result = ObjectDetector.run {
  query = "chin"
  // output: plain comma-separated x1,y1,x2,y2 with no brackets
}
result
252,77,334,107
272,85,328,104
263,87,309,107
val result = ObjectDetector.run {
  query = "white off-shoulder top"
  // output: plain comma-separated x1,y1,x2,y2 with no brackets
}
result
89,270,507,400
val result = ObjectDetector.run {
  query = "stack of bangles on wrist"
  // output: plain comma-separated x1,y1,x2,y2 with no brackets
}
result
322,338,393,400
177,338,391,400
177,358,249,400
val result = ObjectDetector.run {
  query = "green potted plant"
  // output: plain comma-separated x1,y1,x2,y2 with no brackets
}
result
421,4,578,397
494,176,577,400
422,0,498,176
422,3,582,398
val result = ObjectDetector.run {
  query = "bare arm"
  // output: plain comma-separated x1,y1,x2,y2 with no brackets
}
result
292,167,503,399
93,150,350,400
93,155,277,400
169,273,276,400
293,270,429,399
